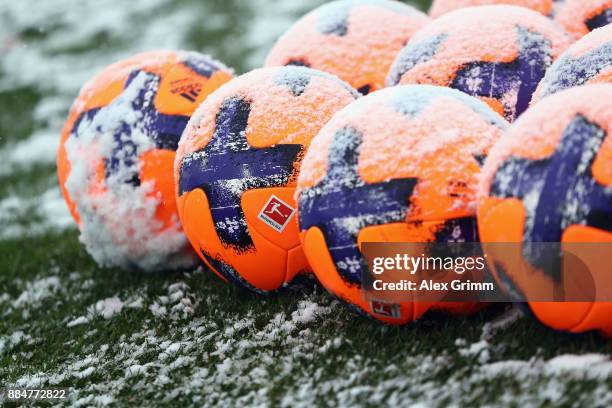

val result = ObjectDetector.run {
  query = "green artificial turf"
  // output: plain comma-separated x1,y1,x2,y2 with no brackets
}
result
1,0,611,406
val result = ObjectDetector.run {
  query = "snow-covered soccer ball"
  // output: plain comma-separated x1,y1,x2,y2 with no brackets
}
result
57,50,234,271
478,84,612,337
297,85,507,324
387,5,572,122
175,66,358,292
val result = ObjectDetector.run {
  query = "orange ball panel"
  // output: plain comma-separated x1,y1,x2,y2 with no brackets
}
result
156,65,234,116
139,149,178,231
303,226,416,324
179,188,231,284
287,245,310,283
181,187,296,292
571,303,612,337
530,303,593,332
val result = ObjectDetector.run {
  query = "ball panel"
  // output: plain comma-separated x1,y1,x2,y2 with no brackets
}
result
562,225,612,242
477,198,526,242
176,67,358,157
302,226,417,324
139,149,178,231
286,245,311,283
571,303,612,337
181,187,289,291
480,87,612,202
156,59,233,116
177,188,229,284
530,302,593,331
298,86,506,226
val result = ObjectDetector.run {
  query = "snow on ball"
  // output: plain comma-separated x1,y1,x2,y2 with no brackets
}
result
533,24,612,102
57,50,234,271
555,0,612,39
387,5,572,122
175,66,359,293
429,0,555,18
264,0,430,95
477,84,612,337
297,85,508,325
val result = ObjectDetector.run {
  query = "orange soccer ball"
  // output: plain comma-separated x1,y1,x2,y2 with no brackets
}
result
265,0,430,94
478,84,612,336
387,5,572,122
175,66,358,293
297,85,508,324
57,50,233,271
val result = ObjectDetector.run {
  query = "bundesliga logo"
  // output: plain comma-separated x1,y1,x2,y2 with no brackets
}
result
370,300,401,319
258,195,296,232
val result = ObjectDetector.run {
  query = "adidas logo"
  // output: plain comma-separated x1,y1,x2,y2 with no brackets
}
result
170,78,203,103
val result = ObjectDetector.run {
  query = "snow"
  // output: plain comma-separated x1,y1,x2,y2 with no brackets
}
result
62,66,195,271
8,276,607,407
0,130,59,176
0,331,32,355
479,84,612,204
387,5,572,121
95,297,124,319
297,85,507,223
67,316,90,328
13,276,61,309
555,0,612,39
533,24,612,101
0,187,73,240
264,0,430,92
481,306,523,339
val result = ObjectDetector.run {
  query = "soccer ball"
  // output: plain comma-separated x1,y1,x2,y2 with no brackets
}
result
429,0,554,18
387,5,572,122
477,84,612,336
175,66,358,293
265,0,430,95
533,24,612,102
555,0,612,39
297,85,507,324
57,50,234,271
